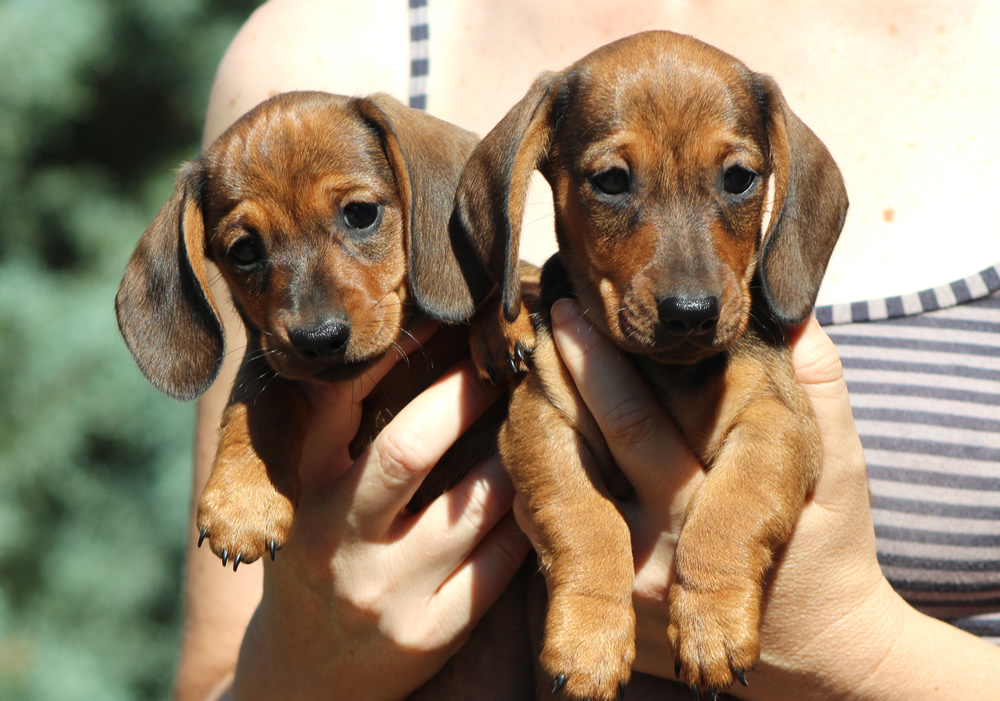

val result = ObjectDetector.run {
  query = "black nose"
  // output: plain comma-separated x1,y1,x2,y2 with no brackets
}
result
288,320,350,361
657,295,720,334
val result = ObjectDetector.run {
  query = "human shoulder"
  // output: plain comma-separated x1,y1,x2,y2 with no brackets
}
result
203,0,410,143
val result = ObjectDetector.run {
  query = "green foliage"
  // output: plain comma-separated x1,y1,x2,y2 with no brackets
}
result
0,0,262,698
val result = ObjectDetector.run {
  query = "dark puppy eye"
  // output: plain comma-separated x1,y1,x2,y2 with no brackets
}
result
226,236,264,271
590,168,631,196
343,202,380,230
722,166,757,195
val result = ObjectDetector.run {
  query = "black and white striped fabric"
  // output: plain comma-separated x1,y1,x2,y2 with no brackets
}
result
406,4,1000,644
817,265,1000,644
408,0,429,110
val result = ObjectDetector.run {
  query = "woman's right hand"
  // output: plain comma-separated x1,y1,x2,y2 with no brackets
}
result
231,339,531,701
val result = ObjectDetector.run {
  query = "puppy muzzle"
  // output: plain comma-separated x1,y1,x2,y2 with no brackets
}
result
264,316,379,381
656,294,720,335
288,319,351,362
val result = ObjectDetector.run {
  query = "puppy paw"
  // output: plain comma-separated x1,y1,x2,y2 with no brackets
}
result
470,305,537,382
667,580,760,694
541,591,635,700
196,483,294,569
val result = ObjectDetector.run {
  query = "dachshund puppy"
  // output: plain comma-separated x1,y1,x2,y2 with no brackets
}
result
453,31,849,699
118,91,547,699
116,91,493,568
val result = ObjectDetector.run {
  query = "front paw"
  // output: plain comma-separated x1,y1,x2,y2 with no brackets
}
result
471,303,537,383
541,590,635,700
667,580,760,695
196,482,294,569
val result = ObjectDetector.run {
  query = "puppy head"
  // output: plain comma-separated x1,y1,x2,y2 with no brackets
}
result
116,91,479,399
455,31,848,363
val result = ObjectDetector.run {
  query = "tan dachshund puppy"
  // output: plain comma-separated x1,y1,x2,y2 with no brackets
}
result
117,91,550,700
453,31,849,699
116,91,494,568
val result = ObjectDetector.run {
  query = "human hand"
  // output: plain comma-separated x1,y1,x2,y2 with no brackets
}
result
549,300,897,697
231,333,531,701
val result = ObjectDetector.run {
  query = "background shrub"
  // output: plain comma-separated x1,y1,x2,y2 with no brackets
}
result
0,1,261,698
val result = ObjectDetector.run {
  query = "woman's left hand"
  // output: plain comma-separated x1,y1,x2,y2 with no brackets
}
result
547,299,894,699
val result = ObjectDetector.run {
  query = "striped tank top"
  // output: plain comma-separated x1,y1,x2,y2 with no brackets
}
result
407,3,1000,644
817,267,1000,643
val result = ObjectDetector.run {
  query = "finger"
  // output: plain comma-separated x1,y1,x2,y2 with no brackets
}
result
407,454,518,578
341,360,505,538
297,321,443,480
790,316,852,419
789,316,867,505
301,320,440,412
430,511,531,639
550,299,702,506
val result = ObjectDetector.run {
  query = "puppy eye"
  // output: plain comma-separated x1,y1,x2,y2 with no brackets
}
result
343,202,380,230
722,166,757,195
590,168,631,196
226,236,264,271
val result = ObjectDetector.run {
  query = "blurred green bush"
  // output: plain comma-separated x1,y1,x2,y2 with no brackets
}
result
0,1,261,698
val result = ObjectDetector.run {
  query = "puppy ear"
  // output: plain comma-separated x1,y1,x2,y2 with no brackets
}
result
756,74,849,325
452,72,561,322
353,94,481,322
115,163,224,400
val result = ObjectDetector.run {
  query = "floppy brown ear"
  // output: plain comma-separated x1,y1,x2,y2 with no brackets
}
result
353,94,481,322
115,163,224,401
451,72,561,322
756,74,849,325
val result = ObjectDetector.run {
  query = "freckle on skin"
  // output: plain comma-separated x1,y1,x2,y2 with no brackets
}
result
889,24,899,36
883,208,895,223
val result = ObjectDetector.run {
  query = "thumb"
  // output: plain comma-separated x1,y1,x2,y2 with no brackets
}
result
789,316,867,506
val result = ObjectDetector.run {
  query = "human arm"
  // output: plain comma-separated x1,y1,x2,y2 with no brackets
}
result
549,299,1000,699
